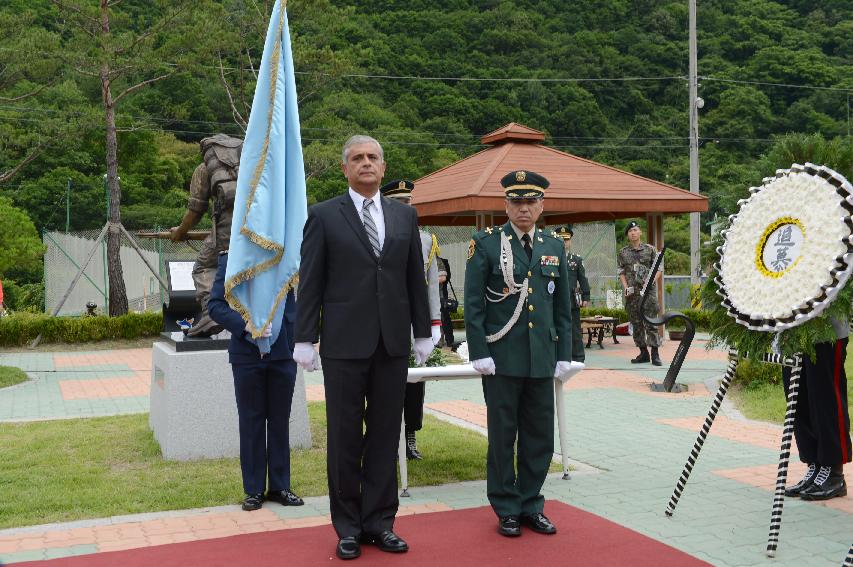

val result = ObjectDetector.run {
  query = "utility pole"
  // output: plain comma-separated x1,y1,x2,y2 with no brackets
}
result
688,0,701,285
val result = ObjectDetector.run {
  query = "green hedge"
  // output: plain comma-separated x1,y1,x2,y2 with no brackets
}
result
0,312,163,346
579,307,628,322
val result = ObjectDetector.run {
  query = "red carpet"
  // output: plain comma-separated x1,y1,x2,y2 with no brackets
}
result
18,501,710,566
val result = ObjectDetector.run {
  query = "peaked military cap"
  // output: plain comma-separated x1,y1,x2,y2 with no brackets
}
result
380,179,414,199
500,170,549,200
624,220,641,236
555,224,574,239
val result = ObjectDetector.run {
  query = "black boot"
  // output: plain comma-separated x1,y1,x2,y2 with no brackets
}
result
801,465,847,500
631,347,650,364
784,463,816,497
406,431,423,460
651,347,662,366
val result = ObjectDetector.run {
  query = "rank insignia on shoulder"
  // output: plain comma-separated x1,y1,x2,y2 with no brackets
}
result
484,226,493,234
467,239,476,261
541,255,560,266
537,237,543,243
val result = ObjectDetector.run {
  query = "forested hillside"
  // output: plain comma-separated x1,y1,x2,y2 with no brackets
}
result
1,0,851,286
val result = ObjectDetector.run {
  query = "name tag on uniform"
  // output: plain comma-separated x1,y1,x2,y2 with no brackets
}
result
541,255,560,266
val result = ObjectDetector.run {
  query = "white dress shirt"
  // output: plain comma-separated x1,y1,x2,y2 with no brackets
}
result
349,187,385,251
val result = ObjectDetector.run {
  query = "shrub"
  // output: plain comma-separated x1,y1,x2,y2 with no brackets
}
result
0,312,163,346
732,358,782,389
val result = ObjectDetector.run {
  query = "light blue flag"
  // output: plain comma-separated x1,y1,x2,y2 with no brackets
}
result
225,0,306,356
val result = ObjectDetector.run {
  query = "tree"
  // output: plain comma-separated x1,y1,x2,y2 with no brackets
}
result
0,197,46,277
0,11,94,184
52,0,219,315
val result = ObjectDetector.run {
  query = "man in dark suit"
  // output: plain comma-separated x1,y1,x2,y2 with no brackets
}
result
293,135,433,560
208,251,304,512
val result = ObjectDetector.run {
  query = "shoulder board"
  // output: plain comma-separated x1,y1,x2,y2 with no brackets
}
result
475,226,500,239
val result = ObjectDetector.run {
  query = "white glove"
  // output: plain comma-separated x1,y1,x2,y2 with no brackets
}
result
555,360,585,383
431,325,442,346
413,338,433,366
245,322,272,338
554,360,573,379
293,342,319,372
472,357,496,375
625,286,634,297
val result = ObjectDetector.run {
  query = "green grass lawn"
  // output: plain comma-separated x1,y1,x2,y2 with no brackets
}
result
0,402,498,529
730,344,853,431
0,365,28,388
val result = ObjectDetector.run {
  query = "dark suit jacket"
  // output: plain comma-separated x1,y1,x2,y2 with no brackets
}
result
208,253,297,364
294,192,430,359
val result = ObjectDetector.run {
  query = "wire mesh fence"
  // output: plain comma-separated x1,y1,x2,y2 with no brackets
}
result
44,229,198,316
424,221,618,308
45,221,624,316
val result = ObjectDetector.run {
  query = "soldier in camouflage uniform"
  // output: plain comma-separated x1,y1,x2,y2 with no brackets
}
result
555,225,590,362
379,179,442,461
465,170,572,538
170,134,243,337
617,220,661,365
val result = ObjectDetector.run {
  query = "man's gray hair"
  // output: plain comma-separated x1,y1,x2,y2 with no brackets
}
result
342,135,384,163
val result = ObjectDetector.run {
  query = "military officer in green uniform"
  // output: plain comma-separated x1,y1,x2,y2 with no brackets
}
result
464,170,573,538
555,225,590,362
617,220,661,366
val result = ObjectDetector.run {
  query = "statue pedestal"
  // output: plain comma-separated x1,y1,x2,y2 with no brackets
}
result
149,341,311,461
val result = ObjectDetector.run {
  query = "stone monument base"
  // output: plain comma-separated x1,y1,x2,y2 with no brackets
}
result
150,341,311,461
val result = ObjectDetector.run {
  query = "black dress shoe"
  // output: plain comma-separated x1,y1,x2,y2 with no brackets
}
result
266,488,304,506
363,530,409,552
521,512,557,534
498,515,521,537
336,536,361,560
241,493,264,511
784,463,816,497
800,468,847,501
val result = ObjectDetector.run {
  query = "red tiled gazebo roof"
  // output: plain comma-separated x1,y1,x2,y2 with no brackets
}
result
412,122,708,226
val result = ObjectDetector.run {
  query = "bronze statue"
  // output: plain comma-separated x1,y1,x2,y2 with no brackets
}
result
169,134,243,337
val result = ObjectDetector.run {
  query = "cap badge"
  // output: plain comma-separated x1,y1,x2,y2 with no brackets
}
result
515,171,526,182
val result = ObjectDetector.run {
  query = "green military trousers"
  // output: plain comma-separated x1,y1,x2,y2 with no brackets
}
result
571,307,585,362
482,374,555,518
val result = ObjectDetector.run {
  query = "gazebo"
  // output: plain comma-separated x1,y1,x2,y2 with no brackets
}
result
412,122,708,253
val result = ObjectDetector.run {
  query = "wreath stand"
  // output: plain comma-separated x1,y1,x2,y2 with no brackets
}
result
663,349,803,558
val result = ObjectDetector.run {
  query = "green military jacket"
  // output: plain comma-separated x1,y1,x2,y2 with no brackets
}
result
617,243,658,290
464,223,572,378
565,252,590,310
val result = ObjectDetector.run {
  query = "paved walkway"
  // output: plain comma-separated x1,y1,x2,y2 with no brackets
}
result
0,338,850,566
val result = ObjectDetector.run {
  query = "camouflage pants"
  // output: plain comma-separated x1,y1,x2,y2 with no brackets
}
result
626,292,660,348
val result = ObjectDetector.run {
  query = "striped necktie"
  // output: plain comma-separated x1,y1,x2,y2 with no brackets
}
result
362,198,381,257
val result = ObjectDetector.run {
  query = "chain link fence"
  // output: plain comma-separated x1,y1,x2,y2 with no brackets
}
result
44,221,621,316
425,222,618,309
44,229,198,316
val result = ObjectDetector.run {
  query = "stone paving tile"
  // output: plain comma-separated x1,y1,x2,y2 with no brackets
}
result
657,415,787,451
2,344,851,567
58,372,149,400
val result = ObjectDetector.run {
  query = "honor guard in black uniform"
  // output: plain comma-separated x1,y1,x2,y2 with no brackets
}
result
783,317,850,500
465,170,573,538
555,225,590,362
380,179,442,460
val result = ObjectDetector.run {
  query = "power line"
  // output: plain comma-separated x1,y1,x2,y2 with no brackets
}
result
701,76,853,93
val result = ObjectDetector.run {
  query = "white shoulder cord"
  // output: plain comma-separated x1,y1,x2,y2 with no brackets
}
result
485,231,529,343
